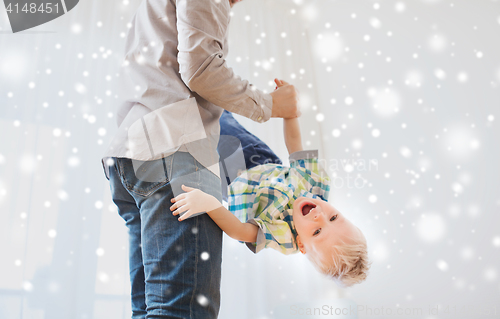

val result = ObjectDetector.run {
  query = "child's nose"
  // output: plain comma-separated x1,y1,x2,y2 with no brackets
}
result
313,208,324,220
313,211,321,220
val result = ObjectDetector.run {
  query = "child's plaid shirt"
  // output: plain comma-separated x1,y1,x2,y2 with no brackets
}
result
227,150,331,255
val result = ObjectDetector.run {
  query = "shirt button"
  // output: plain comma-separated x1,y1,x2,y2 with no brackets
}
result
257,116,262,121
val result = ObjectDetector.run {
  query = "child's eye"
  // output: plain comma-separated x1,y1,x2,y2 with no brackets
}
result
330,214,338,222
313,229,321,236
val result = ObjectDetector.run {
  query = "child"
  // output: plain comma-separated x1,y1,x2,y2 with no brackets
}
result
171,79,370,287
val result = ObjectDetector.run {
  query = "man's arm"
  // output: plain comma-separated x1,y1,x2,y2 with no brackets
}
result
175,0,299,121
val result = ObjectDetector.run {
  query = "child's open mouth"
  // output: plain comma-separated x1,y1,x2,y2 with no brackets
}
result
301,202,316,216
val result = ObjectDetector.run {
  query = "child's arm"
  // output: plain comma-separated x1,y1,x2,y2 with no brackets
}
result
206,206,259,243
284,118,303,154
274,79,303,155
171,185,258,243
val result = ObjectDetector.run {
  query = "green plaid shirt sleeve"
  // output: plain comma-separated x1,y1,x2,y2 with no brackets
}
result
228,149,330,255
289,149,331,201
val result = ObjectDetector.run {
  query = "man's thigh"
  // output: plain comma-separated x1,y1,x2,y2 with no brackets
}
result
108,159,148,317
116,152,223,318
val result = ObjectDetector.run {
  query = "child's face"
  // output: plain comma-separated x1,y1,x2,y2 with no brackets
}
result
292,197,364,255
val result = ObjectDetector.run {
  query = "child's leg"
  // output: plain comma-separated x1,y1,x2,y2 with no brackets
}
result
218,110,282,168
217,110,282,201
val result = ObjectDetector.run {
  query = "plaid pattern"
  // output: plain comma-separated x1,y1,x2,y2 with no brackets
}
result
228,150,330,255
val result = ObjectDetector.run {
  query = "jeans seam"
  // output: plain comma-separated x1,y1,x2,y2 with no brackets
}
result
157,230,163,316
189,217,200,319
168,154,173,179
193,156,201,185
116,159,137,196
139,180,168,197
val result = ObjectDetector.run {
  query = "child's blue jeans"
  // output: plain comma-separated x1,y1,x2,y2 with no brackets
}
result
218,110,282,200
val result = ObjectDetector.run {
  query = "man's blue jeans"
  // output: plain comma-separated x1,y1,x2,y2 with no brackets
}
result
108,151,223,319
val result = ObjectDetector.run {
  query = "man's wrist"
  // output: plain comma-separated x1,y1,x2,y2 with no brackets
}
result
255,93,272,122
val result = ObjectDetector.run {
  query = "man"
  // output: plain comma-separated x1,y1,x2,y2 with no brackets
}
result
102,0,299,318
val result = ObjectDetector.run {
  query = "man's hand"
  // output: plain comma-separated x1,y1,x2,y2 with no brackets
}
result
171,185,222,221
270,78,301,119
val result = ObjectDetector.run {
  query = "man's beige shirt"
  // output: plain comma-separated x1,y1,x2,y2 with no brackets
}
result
102,0,273,179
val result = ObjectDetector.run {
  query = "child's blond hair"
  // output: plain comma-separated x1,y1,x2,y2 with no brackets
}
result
306,234,371,287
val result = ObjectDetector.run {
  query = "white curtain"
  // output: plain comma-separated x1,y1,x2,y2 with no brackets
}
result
0,1,342,318
2,0,500,318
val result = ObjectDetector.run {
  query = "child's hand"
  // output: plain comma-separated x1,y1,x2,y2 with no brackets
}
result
274,78,286,89
170,185,222,221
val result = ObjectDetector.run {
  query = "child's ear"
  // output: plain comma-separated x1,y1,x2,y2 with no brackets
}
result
296,235,306,254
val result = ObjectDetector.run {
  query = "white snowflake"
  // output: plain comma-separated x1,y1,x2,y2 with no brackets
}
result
436,260,449,272
368,87,402,117
416,214,446,243
427,33,448,53
313,33,344,62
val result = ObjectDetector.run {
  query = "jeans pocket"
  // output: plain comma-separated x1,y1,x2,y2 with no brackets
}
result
116,157,173,197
